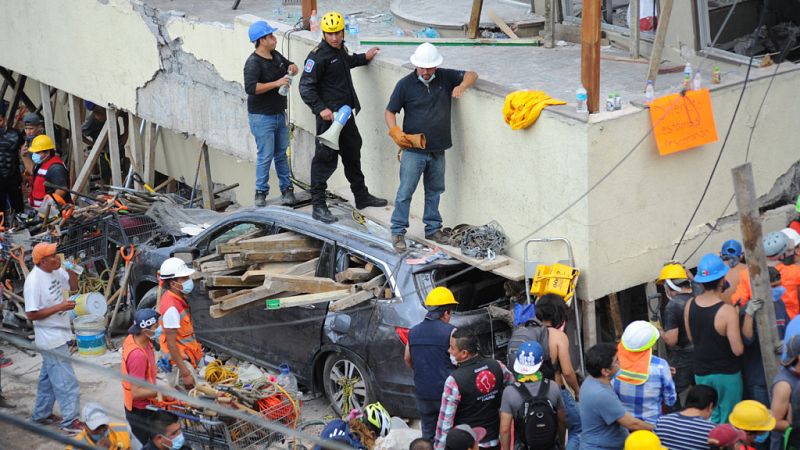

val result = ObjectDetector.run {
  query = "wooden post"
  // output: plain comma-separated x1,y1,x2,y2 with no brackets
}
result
105,106,122,186
127,115,144,189
544,0,555,48
5,75,26,125
630,0,640,59
732,163,780,388
583,298,598,350
301,0,317,30
608,292,623,340
199,142,215,210
143,122,159,186
645,0,673,89
39,83,56,139
467,0,484,39
67,94,85,180
580,0,601,113
72,122,109,193
0,69,37,116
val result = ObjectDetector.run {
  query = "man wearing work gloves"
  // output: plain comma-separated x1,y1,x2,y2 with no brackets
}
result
158,258,202,390
299,11,386,223
385,43,477,252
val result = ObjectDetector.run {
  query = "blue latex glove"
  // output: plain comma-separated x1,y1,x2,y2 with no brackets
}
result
157,356,173,373
64,260,75,271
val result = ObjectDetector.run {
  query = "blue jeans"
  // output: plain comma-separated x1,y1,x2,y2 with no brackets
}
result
562,388,582,450
390,150,445,237
415,396,441,441
248,112,291,194
32,344,80,427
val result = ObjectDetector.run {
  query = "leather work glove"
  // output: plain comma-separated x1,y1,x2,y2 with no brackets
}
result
745,297,765,317
388,126,413,149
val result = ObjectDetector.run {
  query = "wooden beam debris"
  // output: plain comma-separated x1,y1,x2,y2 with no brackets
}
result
217,232,316,254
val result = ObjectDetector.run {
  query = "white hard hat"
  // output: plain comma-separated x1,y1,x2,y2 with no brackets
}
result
159,257,195,279
782,228,800,248
410,43,443,69
621,321,659,352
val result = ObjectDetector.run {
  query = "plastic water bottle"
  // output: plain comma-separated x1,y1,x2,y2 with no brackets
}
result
712,66,721,84
576,86,588,113
347,15,360,50
606,94,615,112
309,10,320,40
645,80,655,103
276,363,298,396
613,92,622,110
278,74,293,96
692,70,702,91
683,62,692,90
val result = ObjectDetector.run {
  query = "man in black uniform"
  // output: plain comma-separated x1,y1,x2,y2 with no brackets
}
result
0,101,25,214
299,11,387,223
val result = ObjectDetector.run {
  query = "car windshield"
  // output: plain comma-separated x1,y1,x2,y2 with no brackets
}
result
415,265,509,312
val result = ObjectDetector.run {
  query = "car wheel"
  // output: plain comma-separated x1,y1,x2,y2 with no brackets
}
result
138,286,158,310
322,353,374,416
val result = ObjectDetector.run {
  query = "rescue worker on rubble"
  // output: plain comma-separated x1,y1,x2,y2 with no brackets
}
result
404,286,458,441
0,100,25,214
655,263,695,409
27,134,71,209
158,257,202,390
122,308,161,445
299,11,387,224
244,20,299,207
20,112,45,181
81,101,129,184
67,402,132,450
385,43,477,252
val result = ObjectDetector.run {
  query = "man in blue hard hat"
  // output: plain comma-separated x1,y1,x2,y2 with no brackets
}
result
720,239,746,304
244,20,298,208
684,253,746,424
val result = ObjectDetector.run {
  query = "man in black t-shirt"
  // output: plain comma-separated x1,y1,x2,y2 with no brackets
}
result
655,263,695,410
244,20,298,207
385,43,477,252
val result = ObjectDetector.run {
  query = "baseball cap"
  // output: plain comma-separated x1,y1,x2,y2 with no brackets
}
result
32,242,58,265
721,239,743,257
708,424,746,447
513,341,544,375
782,228,800,248
82,402,110,430
445,425,486,450
782,335,800,366
128,308,160,334
22,112,42,126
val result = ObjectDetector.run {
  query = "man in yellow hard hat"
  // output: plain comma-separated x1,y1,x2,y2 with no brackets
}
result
299,11,386,224
27,134,71,209
624,430,667,450
728,400,775,449
404,286,458,441
655,263,695,409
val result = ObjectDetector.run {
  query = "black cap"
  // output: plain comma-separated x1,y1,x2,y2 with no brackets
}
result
23,113,42,126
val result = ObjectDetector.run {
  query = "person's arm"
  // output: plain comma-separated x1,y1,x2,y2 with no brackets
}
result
403,343,413,369
499,412,513,450
723,305,745,356
299,55,332,120
663,328,679,347
618,412,655,431
62,268,78,292
742,312,755,341
433,377,460,450
452,71,478,98
25,300,73,321
683,297,694,343
499,361,515,385
659,359,677,407
554,331,580,398
164,329,195,388
771,381,792,432
244,58,288,95
385,110,398,129
557,406,567,449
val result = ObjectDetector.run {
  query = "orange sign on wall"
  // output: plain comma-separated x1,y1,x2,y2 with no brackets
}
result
649,89,718,155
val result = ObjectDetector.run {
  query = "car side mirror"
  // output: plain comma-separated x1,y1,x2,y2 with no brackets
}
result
327,313,351,334
171,246,200,262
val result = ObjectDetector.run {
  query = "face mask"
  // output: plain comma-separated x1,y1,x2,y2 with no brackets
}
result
89,429,108,443
31,153,44,164
418,73,436,85
163,432,185,450
450,354,459,366
722,255,738,268
773,286,787,301
754,431,769,444
148,325,163,341
179,279,194,294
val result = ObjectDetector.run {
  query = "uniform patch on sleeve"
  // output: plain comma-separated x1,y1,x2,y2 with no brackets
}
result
304,59,315,73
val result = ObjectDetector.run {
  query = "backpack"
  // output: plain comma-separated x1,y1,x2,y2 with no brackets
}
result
507,319,550,369
513,379,558,449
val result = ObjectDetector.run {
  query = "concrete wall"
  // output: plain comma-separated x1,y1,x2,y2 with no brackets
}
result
2,0,798,301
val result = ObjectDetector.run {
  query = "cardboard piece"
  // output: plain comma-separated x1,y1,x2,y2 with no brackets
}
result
649,89,718,155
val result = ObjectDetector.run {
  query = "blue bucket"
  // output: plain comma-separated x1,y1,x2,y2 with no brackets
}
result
73,314,106,356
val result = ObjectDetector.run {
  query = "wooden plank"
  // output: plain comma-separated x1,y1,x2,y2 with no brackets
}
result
67,94,85,180
240,262,299,281
544,0,555,48
241,247,321,263
128,115,144,189
39,83,55,139
267,290,350,309
6,74,26,126
217,232,315,254
645,0,674,89
106,106,123,186
72,121,109,193
486,10,519,39
209,289,232,302
201,259,234,273
193,252,222,268
580,0,601,113
357,274,386,292
329,290,376,312
199,142,215,210
335,267,375,283
0,69,36,115
262,273,349,294
467,0,485,39
207,275,263,288
143,122,158,186
224,254,248,269
218,286,274,311
607,292,623,340
629,0,640,59
284,257,320,276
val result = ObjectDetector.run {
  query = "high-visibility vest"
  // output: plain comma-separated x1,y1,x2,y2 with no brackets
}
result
121,334,156,412
159,290,203,367
616,344,653,386
29,155,66,207
66,422,132,450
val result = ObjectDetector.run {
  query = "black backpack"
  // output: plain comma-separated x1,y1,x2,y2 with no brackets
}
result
513,379,558,449
507,319,550,369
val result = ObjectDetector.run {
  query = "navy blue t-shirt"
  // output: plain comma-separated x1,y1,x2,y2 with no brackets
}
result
386,68,465,152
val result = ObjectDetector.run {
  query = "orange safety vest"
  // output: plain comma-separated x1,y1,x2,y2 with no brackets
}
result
121,334,156,412
732,264,800,319
29,155,67,207
616,343,653,386
159,290,203,367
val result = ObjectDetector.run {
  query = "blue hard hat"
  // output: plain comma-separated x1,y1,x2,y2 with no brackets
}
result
721,239,743,257
84,100,95,111
249,20,278,43
694,253,730,283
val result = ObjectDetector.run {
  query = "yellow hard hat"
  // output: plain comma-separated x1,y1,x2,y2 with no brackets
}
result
729,400,776,432
29,135,55,153
425,287,458,307
656,263,688,284
320,12,345,33
624,430,667,450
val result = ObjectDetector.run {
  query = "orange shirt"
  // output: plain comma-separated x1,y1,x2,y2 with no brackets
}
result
731,264,800,318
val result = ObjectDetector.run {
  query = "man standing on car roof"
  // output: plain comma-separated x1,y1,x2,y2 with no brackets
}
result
405,287,459,441
158,258,202,390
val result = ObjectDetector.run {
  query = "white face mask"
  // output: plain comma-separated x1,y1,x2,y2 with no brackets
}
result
418,73,436,85
450,354,459,366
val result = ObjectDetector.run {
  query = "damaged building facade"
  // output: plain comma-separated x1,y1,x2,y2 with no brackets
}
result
1,0,799,328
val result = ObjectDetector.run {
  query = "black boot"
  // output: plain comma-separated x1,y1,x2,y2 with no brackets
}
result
312,204,337,223
355,193,388,209
281,188,297,205
254,191,267,207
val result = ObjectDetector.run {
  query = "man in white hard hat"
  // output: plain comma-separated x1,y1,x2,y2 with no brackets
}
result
385,43,478,252
157,257,202,389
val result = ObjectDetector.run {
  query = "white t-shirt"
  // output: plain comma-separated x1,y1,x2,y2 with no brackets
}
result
24,266,73,349
162,306,181,329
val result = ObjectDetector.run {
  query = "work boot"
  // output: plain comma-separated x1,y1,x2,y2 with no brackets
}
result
280,188,297,205
392,235,407,252
254,191,267,207
312,204,338,223
355,193,388,209
60,419,84,435
426,230,450,246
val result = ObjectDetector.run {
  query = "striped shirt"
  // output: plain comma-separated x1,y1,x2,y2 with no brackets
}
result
655,412,715,450
612,355,677,424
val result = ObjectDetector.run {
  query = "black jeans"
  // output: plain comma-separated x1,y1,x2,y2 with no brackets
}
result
126,407,154,445
310,116,367,206
0,178,24,213
416,397,441,441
